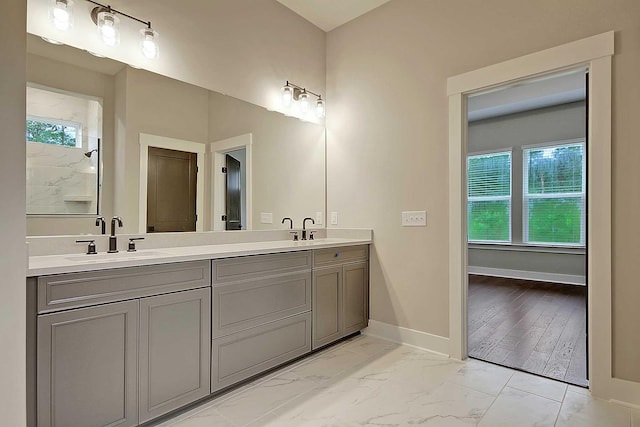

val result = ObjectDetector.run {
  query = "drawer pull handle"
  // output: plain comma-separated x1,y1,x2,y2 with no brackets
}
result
334,253,340,258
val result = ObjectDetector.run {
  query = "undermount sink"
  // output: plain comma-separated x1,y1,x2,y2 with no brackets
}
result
64,250,169,263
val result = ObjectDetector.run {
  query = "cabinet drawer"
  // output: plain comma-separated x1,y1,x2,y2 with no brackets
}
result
213,272,311,338
211,312,311,392
37,261,211,314
313,245,368,267
213,251,311,284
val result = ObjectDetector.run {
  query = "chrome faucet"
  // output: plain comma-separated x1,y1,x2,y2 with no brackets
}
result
302,217,315,240
282,217,294,229
95,216,106,235
108,216,123,253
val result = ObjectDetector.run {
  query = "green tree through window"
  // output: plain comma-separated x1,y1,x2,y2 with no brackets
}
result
467,152,511,242
26,118,78,147
524,143,585,245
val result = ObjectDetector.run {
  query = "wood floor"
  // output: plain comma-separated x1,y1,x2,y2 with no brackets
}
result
468,275,587,387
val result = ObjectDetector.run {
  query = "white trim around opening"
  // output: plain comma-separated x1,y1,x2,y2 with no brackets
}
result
447,31,639,405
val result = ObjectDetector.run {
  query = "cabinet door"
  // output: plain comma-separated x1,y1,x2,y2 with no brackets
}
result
343,262,369,335
37,300,138,427
312,266,343,349
139,288,211,423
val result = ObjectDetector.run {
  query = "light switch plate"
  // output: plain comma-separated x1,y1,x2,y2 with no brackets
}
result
315,211,323,225
260,212,273,224
330,211,338,225
402,210,426,226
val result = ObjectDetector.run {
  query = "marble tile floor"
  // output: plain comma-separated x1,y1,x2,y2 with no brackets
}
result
156,335,639,427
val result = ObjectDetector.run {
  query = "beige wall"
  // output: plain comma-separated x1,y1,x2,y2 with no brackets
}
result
26,53,115,235
115,68,209,233
26,0,326,120
0,0,26,424
326,0,640,382
208,91,325,231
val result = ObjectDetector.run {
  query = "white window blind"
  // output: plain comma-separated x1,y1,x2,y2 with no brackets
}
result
467,151,512,242
523,142,585,246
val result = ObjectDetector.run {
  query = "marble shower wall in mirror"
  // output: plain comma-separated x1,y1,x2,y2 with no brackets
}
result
26,34,325,236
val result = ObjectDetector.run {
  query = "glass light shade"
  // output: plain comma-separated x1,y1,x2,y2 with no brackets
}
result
140,27,159,59
299,91,310,113
315,98,325,118
50,0,73,31
281,85,293,107
98,11,120,47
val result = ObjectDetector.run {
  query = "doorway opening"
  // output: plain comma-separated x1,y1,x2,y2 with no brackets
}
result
210,133,252,231
465,71,588,386
146,147,198,232
138,133,206,233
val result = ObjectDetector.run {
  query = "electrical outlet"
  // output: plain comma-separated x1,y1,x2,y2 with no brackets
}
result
315,211,323,225
402,210,427,227
260,212,273,224
330,211,338,225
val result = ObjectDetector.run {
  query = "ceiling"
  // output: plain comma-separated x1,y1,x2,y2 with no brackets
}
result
276,0,392,32
468,71,586,122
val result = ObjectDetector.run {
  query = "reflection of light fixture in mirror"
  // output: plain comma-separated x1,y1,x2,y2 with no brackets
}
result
280,81,325,118
84,149,98,158
140,26,159,59
315,97,325,118
50,0,73,31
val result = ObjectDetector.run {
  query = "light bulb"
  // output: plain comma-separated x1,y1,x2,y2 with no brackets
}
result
50,0,72,31
140,27,159,59
98,11,119,46
282,85,293,107
315,98,325,118
299,91,309,113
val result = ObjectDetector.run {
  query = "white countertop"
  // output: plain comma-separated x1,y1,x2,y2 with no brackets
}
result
28,237,372,276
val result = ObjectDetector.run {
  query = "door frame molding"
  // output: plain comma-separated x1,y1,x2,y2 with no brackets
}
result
139,133,205,233
446,31,629,403
209,133,253,231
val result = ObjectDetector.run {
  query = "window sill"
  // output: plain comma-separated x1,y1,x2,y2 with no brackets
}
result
468,242,585,255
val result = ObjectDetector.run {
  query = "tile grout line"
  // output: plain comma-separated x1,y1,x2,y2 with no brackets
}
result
475,368,516,424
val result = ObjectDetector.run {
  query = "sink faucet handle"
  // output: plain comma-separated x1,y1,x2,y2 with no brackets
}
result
309,231,316,240
76,239,97,255
289,231,299,241
127,237,145,252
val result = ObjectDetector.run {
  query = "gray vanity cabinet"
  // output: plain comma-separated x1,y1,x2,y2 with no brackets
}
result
312,246,369,349
37,300,139,427
211,252,312,392
138,287,211,424
34,261,211,427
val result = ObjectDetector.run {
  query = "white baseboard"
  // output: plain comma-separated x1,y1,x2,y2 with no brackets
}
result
468,266,586,286
363,320,450,356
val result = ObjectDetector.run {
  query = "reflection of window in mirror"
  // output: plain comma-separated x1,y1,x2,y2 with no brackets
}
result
26,84,102,216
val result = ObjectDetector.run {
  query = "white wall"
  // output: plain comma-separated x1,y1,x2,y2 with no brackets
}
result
0,0,26,424
326,0,640,382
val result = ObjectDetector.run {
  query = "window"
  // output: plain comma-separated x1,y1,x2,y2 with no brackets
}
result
523,141,585,246
26,115,81,148
467,151,512,242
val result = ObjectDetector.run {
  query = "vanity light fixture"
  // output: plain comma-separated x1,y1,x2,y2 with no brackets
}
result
47,0,160,59
50,0,73,31
281,81,325,118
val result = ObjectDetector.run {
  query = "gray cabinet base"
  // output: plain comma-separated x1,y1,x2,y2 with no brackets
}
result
211,312,312,392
